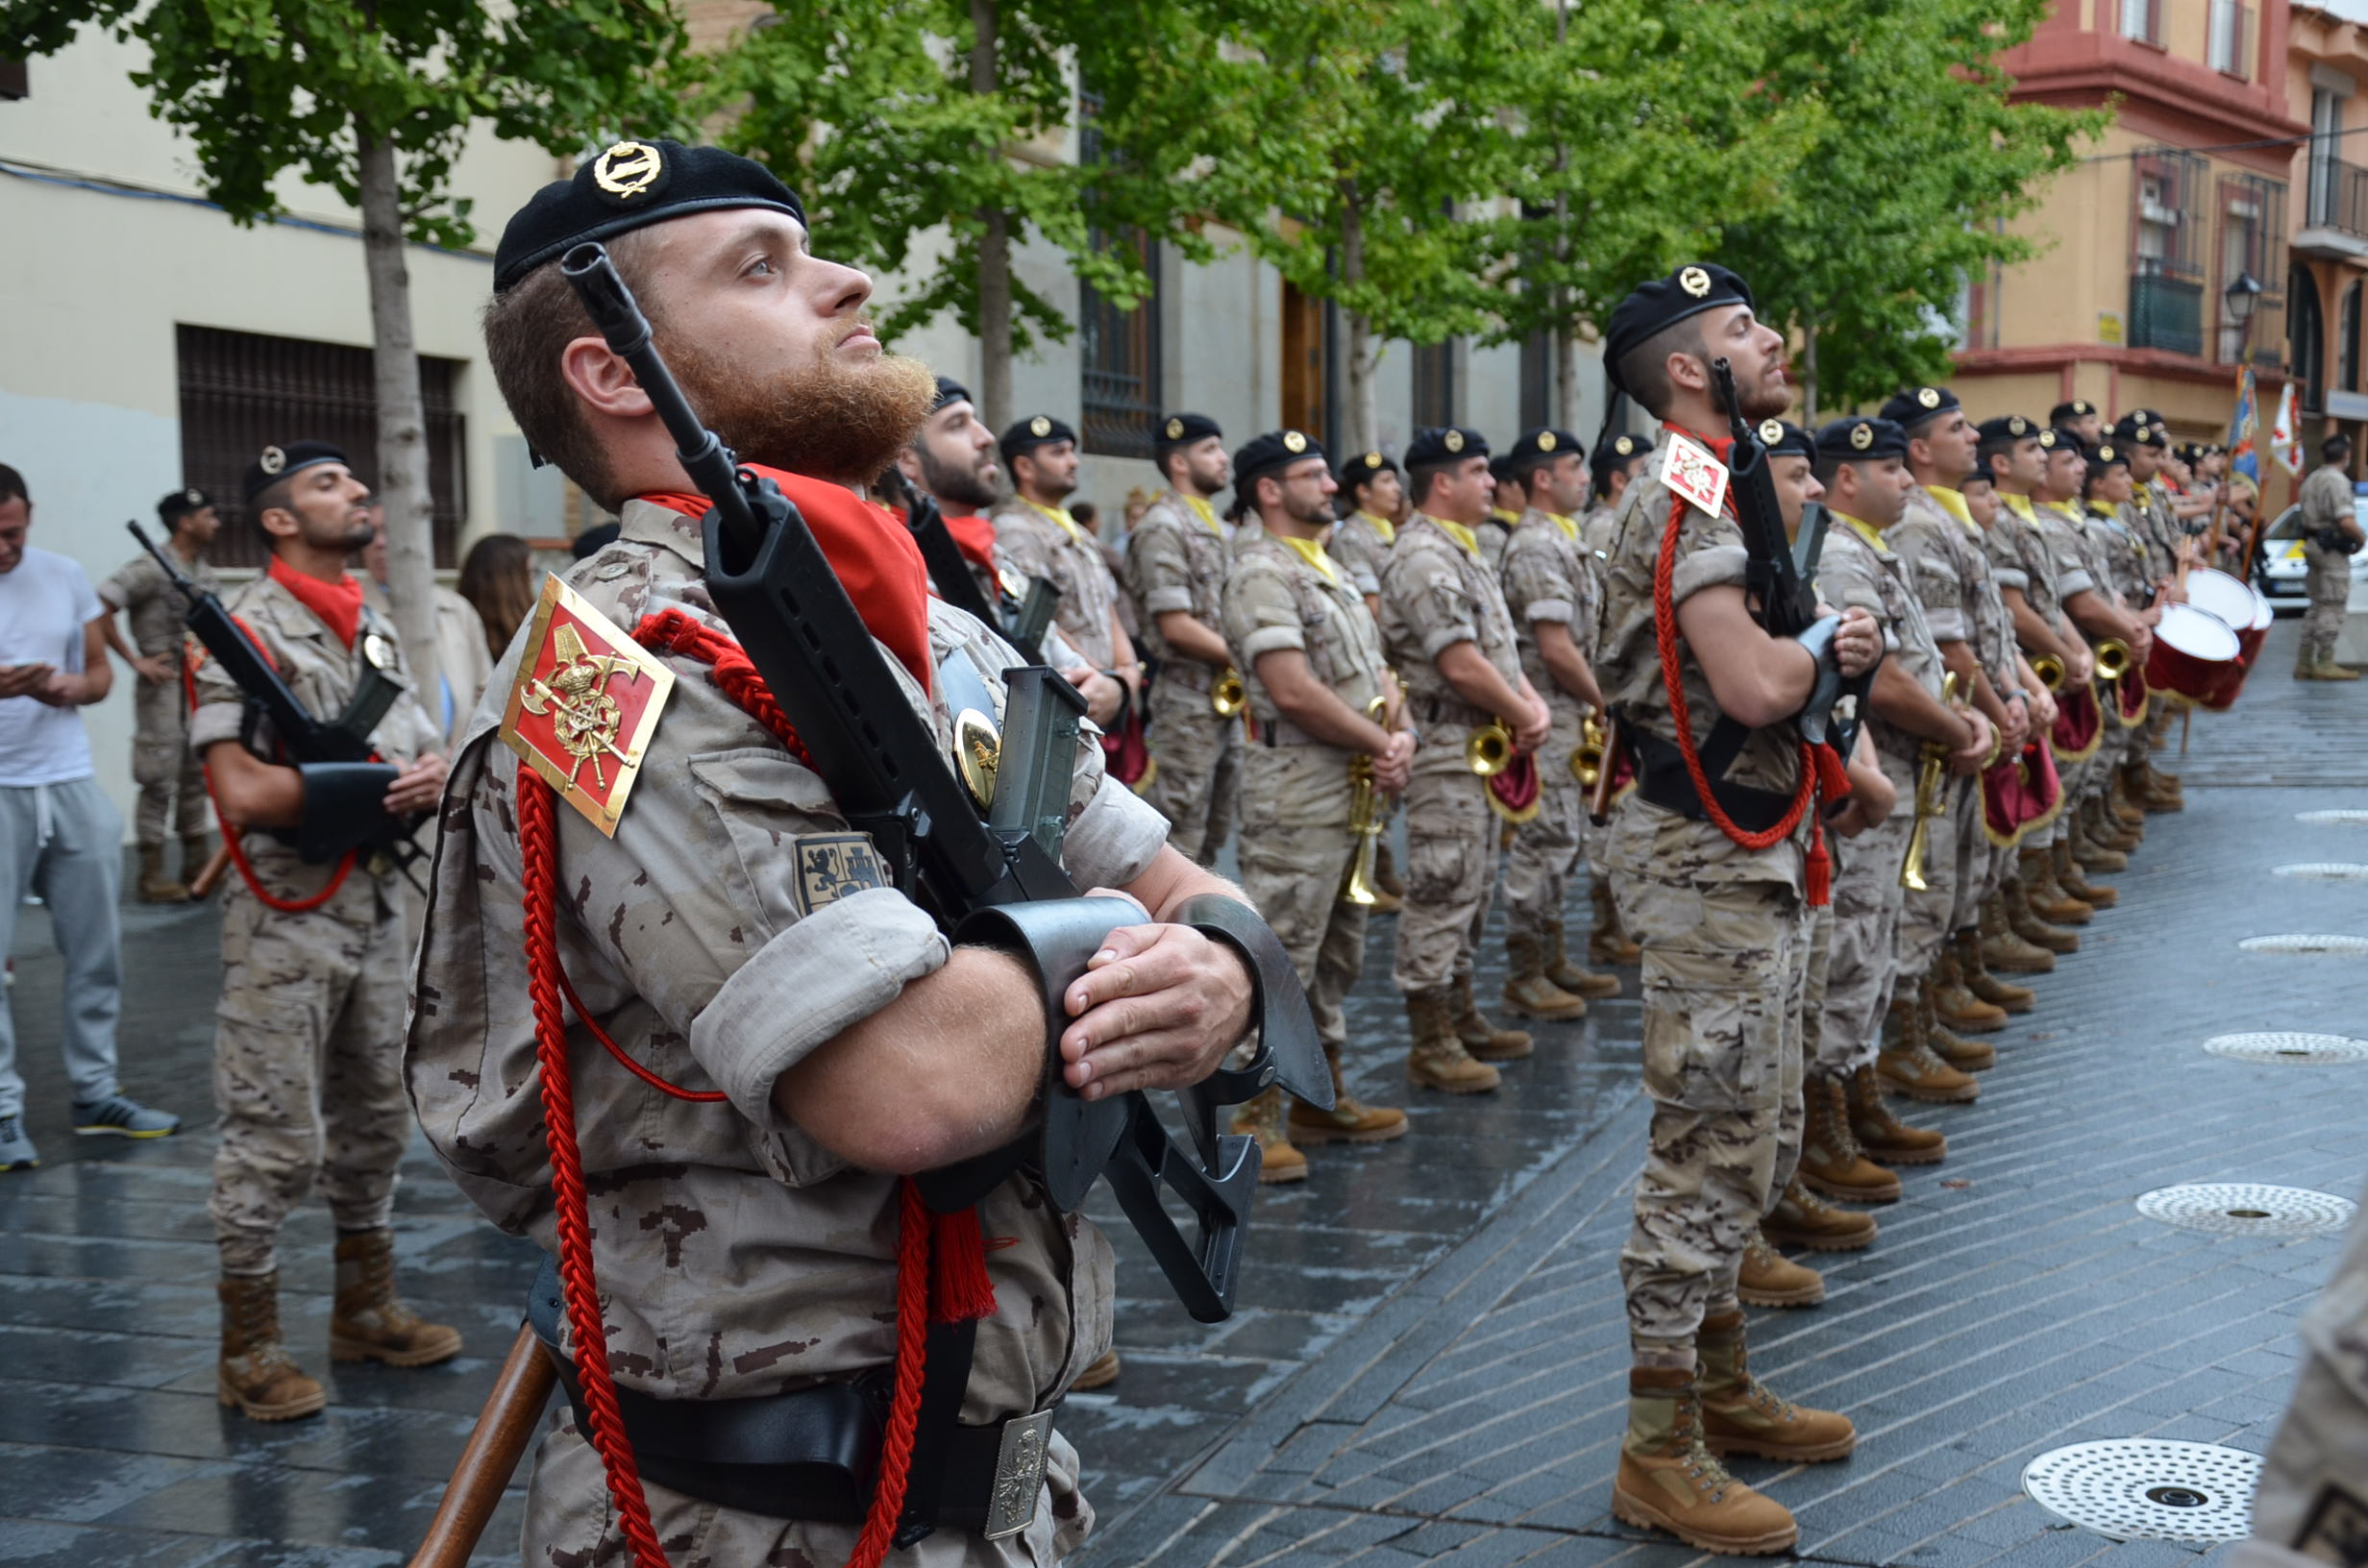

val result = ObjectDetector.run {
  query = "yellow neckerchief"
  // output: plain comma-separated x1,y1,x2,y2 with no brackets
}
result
1354,509,1396,545
1544,510,1581,544
1022,496,1084,543
1426,513,1482,557
1490,507,1521,527
2085,501,2120,522
1832,510,1892,555
1276,530,1344,584
1179,492,1224,537
2001,492,2039,526
1926,484,1978,532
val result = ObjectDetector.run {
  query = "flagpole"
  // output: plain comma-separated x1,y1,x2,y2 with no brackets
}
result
2206,360,2247,564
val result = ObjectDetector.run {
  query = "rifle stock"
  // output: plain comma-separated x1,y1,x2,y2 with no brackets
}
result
405,1324,556,1568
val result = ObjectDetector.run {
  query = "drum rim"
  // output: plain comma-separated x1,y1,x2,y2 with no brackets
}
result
2157,601,2243,659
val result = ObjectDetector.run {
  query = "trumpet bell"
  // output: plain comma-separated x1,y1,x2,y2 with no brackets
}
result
2094,640,2132,682
2033,653,2066,692
1571,743,1604,790
1212,667,1246,718
1467,722,1514,776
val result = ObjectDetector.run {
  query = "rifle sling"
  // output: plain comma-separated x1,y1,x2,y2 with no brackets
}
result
1620,714,1800,836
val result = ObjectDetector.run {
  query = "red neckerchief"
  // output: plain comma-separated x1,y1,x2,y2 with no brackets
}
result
1661,421,1737,471
942,511,999,573
267,556,362,649
637,465,933,692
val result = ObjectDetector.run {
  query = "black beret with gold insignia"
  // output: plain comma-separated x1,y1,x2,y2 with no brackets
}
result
2109,412,2167,449
1878,384,1961,431
2049,398,2099,425
1758,420,1815,460
2089,441,2128,471
1507,427,1583,471
159,487,213,525
932,376,971,412
1814,417,1908,463
1232,429,1328,494
1591,430,1649,471
1976,415,2037,446
999,414,1077,466
1405,426,1490,468
1338,449,1398,500
1604,263,1755,396
2040,427,2089,457
1155,412,1223,454
493,138,807,295
243,441,349,504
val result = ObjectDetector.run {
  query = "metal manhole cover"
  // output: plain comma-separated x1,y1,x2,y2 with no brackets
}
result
2022,1440,2261,1543
2238,934,2368,955
2205,1032,2368,1066
2135,1183,2356,1237
2272,863,2368,881
2296,809,2368,825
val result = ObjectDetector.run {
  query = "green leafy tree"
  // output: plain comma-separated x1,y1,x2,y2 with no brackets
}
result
1716,0,2107,416
0,0,686,698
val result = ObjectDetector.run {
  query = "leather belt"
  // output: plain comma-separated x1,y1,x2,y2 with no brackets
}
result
528,1257,1057,1541
1626,726,1799,836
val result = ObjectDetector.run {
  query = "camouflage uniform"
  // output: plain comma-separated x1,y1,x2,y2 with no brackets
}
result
1221,529,1388,1052
2034,500,2109,803
1331,510,1397,603
408,501,1172,1567
2238,1174,2368,1561
1477,511,1518,580
97,548,216,847
189,575,443,1275
993,500,1122,669
1578,502,1625,888
2299,463,2356,666
1127,490,1242,864
1813,517,1945,1074
1378,515,1524,994
1986,495,2071,848
1591,449,1816,1356
1497,507,1596,943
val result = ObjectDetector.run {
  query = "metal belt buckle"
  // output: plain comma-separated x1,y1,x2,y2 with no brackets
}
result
982,1409,1054,1540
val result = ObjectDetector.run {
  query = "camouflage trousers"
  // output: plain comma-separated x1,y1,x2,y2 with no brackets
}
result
1239,814,1370,1053
1614,869,1813,1357
132,678,208,845
2241,1173,2368,1558
1942,772,1995,931
1813,749,1914,1078
1897,767,1969,973
1392,753,1497,994
2301,550,2354,664
1500,706,1585,943
209,873,410,1276
1142,690,1243,867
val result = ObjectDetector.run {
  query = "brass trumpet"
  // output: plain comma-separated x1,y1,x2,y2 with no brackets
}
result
1340,697,1390,907
1900,672,1961,892
1572,714,1607,789
2093,639,2132,682
1467,721,1516,776
2032,652,2066,692
1212,666,1246,718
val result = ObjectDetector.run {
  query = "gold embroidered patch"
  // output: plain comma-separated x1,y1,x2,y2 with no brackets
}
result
1679,265,1712,298
592,140,662,201
794,833,889,915
500,574,675,837
1283,429,1307,453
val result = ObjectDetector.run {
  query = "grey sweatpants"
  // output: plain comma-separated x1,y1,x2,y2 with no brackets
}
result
0,778,125,1118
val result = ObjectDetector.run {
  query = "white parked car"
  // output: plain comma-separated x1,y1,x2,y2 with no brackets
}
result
2256,496,2368,609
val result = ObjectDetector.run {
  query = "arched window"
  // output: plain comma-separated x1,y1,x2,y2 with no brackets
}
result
2292,264,2326,411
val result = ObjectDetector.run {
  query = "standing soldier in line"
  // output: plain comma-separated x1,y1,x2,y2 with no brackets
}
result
2076,441,2156,862
1221,429,1414,1178
1128,413,1244,864
2109,414,2185,810
994,415,1146,719
196,442,459,1420
1331,449,1410,911
1591,266,1882,1556
1579,429,1653,970
99,488,222,902
1494,427,1620,1018
1479,453,1523,578
2296,432,2364,680
1378,426,1551,1093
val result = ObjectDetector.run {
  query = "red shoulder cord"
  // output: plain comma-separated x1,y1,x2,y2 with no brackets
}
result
1651,493,1845,907
520,606,998,1568
182,626,357,914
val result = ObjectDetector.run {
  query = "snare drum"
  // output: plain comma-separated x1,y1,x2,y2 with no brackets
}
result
2202,591,2279,711
2186,568,2267,666
2146,600,2242,703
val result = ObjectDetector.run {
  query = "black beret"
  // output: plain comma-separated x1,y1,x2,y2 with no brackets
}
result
1879,385,1961,429
493,138,806,295
1592,430,1650,469
932,376,971,412
2089,441,2130,471
1155,412,1222,453
159,487,212,524
2049,398,2099,424
1753,418,1815,460
1507,428,1583,467
2109,412,2167,448
243,441,350,505
1961,468,1991,489
1815,417,1909,463
999,414,1077,465
1604,263,1755,396
1338,451,1398,496
1405,426,1490,468
2038,427,2087,456
1232,429,1327,493
1976,415,2038,445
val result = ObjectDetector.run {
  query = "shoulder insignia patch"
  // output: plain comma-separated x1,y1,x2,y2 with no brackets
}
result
501,574,675,837
794,833,889,916
1658,432,1730,520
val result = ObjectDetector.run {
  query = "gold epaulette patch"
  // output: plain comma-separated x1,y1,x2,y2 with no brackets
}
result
501,574,675,837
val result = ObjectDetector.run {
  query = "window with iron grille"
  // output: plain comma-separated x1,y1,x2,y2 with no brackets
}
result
2340,281,2360,393
176,325,466,570
2119,0,2162,45
2214,173,2286,367
2129,149,2208,355
1412,340,1457,429
1076,89,1162,460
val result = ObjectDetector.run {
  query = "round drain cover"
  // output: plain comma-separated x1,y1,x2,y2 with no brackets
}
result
2135,1183,2357,1237
2272,863,2368,881
2022,1439,2262,1543
2206,1032,2368,1066
2238,934,2368,955
2296,809,2368,825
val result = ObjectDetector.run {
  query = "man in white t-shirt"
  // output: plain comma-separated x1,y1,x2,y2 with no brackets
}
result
0,463,180,1171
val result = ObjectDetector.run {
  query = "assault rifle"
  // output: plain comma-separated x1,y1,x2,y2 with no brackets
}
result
127,522,422,872
559,241,1329,1321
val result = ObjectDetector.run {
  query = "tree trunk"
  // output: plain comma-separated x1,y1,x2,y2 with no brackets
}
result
971,0,1012,436
1340,180,1377,451
357,127,440,721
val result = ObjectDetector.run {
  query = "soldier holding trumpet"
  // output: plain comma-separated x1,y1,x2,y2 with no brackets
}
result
1221,430,1413,1177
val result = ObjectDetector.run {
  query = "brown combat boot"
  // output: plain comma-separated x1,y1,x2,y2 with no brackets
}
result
1957,928,2034,1013
1930,948,2006,1034
1738,1228,1824,1309
2109,771,2148,829
1453,974,1534,1060
1501,933,1589,1021
1233,1086,1310,1184
2098,789,2144,847
1924,982,1997,1073
1589,881,1640,966
1847,1065,1947,1164
1984,893,2058,973
1289,1044,1407,1146
1763,1178,1878,1252
1544,918,1620,998
2023,847,2093,927
1611,1368,1800,1556
136,843,188,904
1405,989,1500,1093
1876,993,1979,1104
328,1229,462,1368
2140,759,2184,811
1698,1311,1857,1463
2068,813,2127,881
218,1272,326,1421
2005,875,2080,954
182,831,216,891
1798,1075,1901,1203
1372,839,1407,906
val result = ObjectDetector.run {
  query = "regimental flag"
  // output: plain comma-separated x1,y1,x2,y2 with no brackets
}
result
2229,366,2260,483
2271,380,2305,476
501,574,676,836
